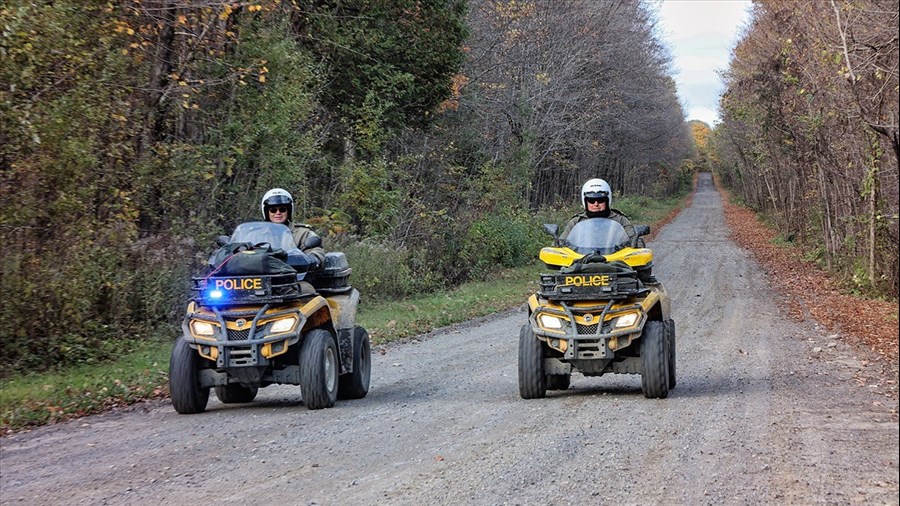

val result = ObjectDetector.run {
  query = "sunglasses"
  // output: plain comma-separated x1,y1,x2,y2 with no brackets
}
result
585,197,606,204
268,206,290,214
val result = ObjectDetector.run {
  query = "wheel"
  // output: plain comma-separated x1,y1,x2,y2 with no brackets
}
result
338,326,371,400
214,384,259,404
546,374,570,391
169,338,210,414
640,320,669,399
665,319,676,389
299,329,339,409
518,324,547,399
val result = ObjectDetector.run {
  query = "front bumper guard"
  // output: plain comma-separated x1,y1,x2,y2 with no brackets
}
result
182,303,305,368
530,299,646,360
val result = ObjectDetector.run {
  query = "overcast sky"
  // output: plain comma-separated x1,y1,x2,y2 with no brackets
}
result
653,0,753,126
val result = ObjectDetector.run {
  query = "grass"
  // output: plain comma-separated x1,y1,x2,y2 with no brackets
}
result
360,263,543,344
0,191,690,434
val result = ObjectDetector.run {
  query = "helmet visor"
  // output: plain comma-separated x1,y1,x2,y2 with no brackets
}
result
264,195,292,206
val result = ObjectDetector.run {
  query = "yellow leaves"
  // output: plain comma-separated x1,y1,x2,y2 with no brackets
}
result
493,0,537,20
690,122,711,148
248,5,263,13
177,15,188,25
113,21,134,36
535,72,550,85
437,73,469,112
220,4,233,20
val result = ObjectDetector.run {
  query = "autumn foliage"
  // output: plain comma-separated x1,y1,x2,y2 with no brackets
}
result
0,1,691,374
714,0,899,298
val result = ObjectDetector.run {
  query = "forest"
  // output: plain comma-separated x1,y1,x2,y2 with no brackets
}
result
713,0,899,297
1,0,896,376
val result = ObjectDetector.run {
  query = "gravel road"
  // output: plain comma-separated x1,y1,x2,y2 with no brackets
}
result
2,175,898,505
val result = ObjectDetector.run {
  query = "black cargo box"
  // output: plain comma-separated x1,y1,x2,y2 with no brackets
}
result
310,252,352,293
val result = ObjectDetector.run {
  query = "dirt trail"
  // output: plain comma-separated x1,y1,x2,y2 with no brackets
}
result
2,173,897,505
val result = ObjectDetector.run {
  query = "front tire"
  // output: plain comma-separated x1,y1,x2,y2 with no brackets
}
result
518,324,547,399
640,321,669,399
214,384,259,404
299,329,339,409
338,326,371,400
169,338,210,414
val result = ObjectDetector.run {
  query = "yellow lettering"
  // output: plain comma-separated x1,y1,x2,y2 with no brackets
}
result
562,274,610,287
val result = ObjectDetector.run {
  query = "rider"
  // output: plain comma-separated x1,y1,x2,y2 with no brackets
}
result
560,178,636,243
261,188,325,271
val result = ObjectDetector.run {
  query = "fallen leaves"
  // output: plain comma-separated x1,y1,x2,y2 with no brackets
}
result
719,181,898,364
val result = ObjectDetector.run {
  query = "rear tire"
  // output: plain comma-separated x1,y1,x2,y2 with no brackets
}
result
169,338,210,414
337,326,371,400
518,324,547,399
640,320,669,399
546,374,570,391
214,384,258,404
299,329,339,409
665,319,676,389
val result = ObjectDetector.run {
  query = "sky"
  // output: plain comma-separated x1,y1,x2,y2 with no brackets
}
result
654,0,754,126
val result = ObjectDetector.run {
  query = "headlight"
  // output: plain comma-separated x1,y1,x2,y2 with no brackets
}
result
539,314,563,329
614,313,639,328
190,320,216,336
270,316,298,333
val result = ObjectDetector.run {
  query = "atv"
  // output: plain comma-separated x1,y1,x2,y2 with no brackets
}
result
518,218,675,399
169,221,371,413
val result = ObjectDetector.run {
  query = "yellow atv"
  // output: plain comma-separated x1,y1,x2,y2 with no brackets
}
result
519,218,675,399
170,222,371,413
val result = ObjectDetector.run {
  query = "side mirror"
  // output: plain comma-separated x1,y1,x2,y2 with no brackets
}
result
215,235,230,247
304,234,322,249
543,223,561,246
635,225,650,237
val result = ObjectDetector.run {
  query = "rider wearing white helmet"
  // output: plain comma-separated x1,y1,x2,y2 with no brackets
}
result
560,178,635,242
261,188,325,270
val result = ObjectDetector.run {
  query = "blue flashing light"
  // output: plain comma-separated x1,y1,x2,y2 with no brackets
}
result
209,290,224,300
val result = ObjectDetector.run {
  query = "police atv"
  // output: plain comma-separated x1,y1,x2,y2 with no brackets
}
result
518,218,675,399
169,221,371,413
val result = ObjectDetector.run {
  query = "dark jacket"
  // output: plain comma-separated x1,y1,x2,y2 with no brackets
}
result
560,210,635,243
292,223,325,270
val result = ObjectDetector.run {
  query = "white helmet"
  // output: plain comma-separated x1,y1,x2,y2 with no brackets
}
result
260,188,293,221
580,178,611,210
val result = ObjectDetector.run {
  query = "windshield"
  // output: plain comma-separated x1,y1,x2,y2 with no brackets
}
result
564,218,630,255
230,222,301,254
